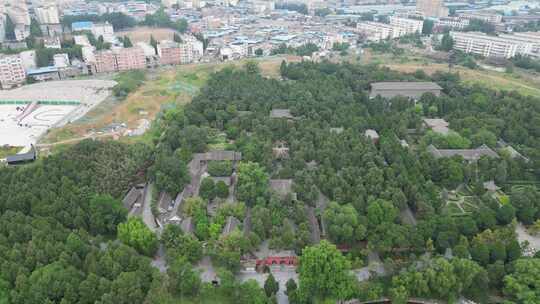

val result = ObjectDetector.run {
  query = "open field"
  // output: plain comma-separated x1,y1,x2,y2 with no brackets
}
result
362,50,540,98
39,56,299,146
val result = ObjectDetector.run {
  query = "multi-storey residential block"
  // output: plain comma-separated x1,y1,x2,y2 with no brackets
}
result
460,12,503,24
158,41,182,65
389,16,423,36
357,22,395,42
357,17,423,42
0,55,26,89
34,5,60,24
435,17,470,30
115,47,146,71
94,50,117,73
450,31,540,58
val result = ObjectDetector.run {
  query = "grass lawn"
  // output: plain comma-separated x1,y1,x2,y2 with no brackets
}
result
442,202,464,216
361,48,540,98
0,146,22,159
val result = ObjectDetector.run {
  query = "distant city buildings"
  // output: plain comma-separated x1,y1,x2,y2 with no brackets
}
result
416,0,448,18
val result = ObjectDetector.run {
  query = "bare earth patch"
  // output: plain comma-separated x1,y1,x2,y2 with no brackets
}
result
39,56,294,146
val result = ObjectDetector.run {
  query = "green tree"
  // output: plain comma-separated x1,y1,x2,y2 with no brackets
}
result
422,19,434,35
23,262,83,304
168,256,201,296
30,18,43,37
245,61,260,75
503,258,540,303
117,217,158,256
323,201,366,244
367,199,398,228
5,15,16,40
200,177,216,201
215,180,230,199
0,279,9,304
150,152,190,196
497,204,516,225
470,241,490,266
123,36,133,47
102,271,146,303
264,273,279,297
236,162,269,206
298,240,355,300
285,278,297,296
389,285,409,304
490,241,507,263
161,224,203,263
440,33,454,51
237,280,268,304
173,33,183,43
150,35,158,55
88,194,127,235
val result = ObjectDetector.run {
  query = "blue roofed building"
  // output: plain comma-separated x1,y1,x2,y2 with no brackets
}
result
71,21,94,32
26,66,60,81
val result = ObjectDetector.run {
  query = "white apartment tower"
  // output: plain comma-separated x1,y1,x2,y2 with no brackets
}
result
450,31,540,58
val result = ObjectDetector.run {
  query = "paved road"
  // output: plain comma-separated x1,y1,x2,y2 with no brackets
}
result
36,131,120,148
400,206,417,226
151,244,167,273
315,190,330,237
307,207,321,243
515,223,540,256
353,251,386,282
197,256,217,283
142,183,158,232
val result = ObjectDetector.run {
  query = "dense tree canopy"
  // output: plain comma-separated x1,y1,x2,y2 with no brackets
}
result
298,241,355,301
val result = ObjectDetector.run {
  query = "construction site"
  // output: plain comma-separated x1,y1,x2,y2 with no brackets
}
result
0,80,116,149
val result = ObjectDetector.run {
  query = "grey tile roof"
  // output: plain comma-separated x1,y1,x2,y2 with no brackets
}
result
428,144,499,161
371,82,443,91
122,187,142,209
270,109,294,119
221,216,241,237
269,179,294,197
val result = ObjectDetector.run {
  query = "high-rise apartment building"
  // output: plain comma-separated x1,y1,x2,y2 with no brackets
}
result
416,0,448,18
34,5,60,24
